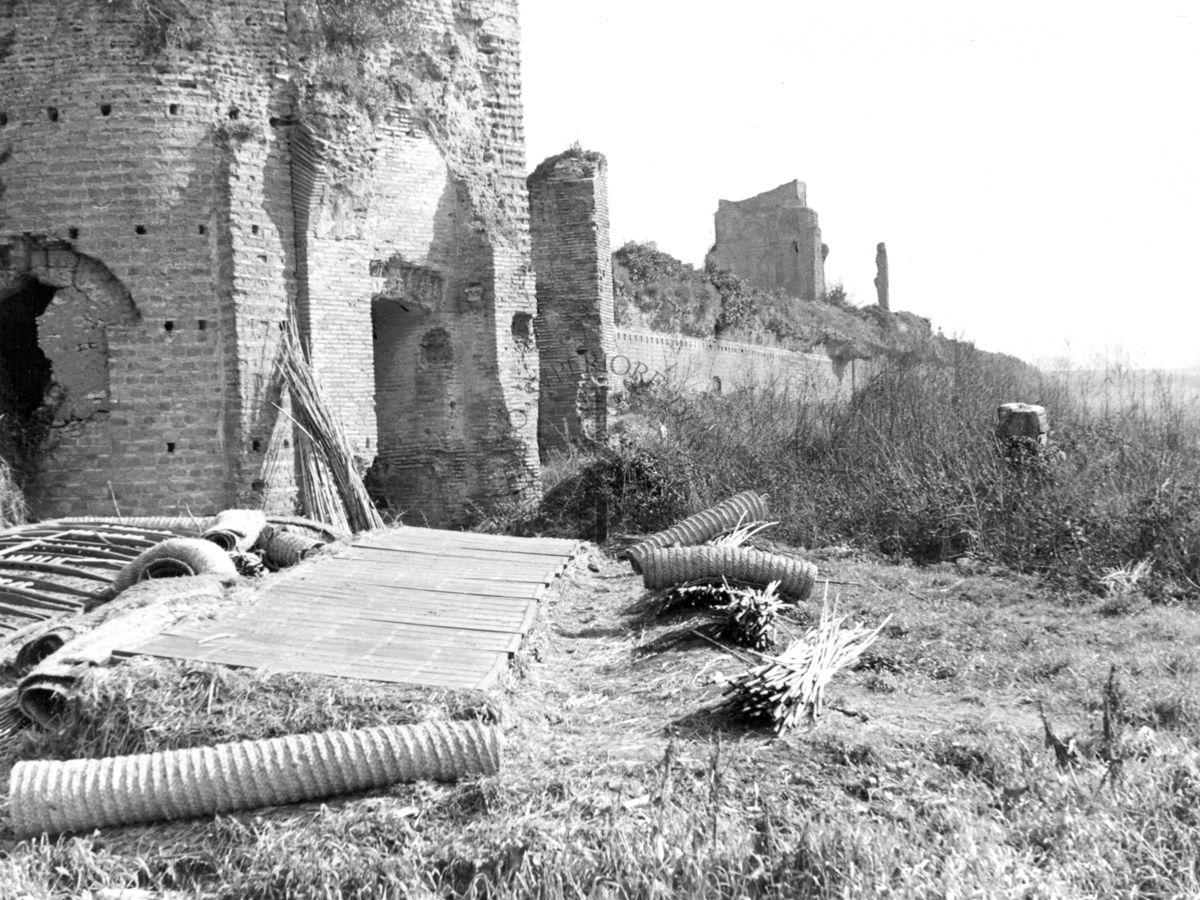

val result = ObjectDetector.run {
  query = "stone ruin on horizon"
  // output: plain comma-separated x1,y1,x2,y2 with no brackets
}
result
709,180,827,304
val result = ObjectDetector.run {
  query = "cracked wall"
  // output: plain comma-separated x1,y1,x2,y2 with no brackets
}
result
0,0,539,523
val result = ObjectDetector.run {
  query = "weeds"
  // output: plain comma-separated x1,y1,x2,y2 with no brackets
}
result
102,0,223,55
0,445,26,531
507,347,1200,599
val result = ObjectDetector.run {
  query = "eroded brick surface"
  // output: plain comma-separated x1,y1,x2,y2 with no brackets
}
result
528,150,616,456
0,0,539,525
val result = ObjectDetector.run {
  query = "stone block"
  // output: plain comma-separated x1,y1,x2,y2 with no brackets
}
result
996,403,1048,444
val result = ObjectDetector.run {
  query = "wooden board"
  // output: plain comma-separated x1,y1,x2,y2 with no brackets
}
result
117,526,580,689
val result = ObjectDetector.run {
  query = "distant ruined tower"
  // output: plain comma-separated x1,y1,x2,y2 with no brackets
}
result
527,149,616,457
874,242,890,310
710,180,826,303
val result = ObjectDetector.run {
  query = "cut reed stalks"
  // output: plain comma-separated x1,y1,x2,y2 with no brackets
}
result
719,580,784,650
722,584,889,731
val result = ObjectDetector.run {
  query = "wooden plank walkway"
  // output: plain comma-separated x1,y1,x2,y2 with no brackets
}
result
115,527,581,689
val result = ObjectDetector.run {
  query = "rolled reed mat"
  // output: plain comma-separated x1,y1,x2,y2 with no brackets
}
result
261,529,326,569
112,539,238,595
640,545,816,600
201,509,269,553
626,491,769,573
10,719,503,838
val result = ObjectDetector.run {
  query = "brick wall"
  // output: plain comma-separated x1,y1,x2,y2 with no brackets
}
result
294,1,541,526
0,0,294,517
0,0,539,526
528,150,616,456
611,329,877,400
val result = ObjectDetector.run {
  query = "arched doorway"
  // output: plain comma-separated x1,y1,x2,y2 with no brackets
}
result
0,237,140,501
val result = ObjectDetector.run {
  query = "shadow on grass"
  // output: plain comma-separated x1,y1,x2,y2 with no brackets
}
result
665,702,773,740
554,625,629,640
634,623,716,657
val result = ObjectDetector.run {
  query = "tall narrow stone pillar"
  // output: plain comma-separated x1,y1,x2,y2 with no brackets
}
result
874,242,890,310
527,149,616,458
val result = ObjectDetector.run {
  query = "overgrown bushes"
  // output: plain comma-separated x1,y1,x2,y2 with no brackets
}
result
511,351,1200,599
477,442,693,543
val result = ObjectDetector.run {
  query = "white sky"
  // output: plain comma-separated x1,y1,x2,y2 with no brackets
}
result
520,0,1199,369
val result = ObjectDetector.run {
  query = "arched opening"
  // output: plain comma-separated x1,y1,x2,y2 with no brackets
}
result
0,279,57,423
1,237,140,514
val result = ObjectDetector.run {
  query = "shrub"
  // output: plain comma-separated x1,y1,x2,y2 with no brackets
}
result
476,438,694,542
610,349,1200,596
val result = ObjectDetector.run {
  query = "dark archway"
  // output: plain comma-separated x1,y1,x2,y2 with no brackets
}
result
0,279,56,422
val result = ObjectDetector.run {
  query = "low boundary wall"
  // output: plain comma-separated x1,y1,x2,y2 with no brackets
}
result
610,329,876,400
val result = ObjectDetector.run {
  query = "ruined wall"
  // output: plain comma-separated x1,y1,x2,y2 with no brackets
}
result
289,0,540,525
528,150,616,456
0,0,294,517
710,180,826,303
611,330,875,400
0,0,539,525
527,160,873,446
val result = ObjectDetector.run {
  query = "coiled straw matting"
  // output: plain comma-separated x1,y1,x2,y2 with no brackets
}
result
112,539,237,595
640,546,817,600
202,509,268,553
42,516,217,534
626,491,769,573
9,720,503,838
13,625,76,673
261,529,326,568
265,516,345,543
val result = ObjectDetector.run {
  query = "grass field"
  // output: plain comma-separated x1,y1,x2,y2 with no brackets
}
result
2,549,1198,898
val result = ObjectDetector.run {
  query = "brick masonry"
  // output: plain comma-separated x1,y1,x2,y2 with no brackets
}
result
526,156,875,445
0,0,539,525
527,150,616,457
611,329,878,399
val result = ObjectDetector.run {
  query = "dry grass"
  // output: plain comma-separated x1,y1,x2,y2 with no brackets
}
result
1,551,1199,897
571,350,1200,601
0,414,29,531
0,457,25,531
708,518,777,548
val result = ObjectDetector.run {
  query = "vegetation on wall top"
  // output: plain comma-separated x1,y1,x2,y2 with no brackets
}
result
614,241,950,363
291,0,525,242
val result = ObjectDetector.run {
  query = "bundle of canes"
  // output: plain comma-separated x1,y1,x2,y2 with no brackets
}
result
274,320,383,535
719,581,784,651
721,587,889,732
